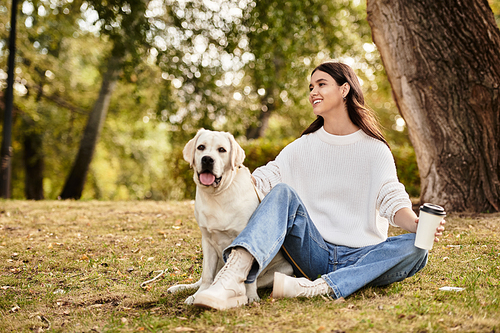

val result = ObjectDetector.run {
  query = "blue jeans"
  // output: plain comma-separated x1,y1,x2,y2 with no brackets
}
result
225,183,428,299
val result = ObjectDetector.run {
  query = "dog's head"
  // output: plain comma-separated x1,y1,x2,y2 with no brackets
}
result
183,129,245,189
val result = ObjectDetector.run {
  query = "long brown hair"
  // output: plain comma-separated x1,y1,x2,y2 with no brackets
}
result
301,62,389,147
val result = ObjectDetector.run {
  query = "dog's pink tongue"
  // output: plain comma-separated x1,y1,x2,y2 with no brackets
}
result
200,173,215,185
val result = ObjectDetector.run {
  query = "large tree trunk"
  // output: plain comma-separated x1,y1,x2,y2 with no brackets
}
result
367,0,500,212
59,55,122,199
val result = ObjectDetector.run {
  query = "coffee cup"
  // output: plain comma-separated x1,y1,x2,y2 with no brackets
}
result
414,203,446,250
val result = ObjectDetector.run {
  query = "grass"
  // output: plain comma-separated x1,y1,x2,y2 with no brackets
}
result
0,200,499,332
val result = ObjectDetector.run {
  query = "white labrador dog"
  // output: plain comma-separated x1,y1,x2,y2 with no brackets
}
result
168,129,293,304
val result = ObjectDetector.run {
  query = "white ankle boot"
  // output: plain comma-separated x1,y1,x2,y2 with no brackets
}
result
273,272,332,298
193,248,254,310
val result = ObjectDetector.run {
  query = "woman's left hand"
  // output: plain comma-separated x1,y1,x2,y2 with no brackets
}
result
434,219,446,243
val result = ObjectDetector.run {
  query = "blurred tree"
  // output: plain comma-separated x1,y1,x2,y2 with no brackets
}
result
2,0,88,199
0,0,18,199
154,0,393,142
0,0,430,200
60,0,158,199
368,0,500,212
234,0,376,139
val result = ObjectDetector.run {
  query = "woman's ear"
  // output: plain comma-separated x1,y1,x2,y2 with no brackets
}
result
342,83,350,98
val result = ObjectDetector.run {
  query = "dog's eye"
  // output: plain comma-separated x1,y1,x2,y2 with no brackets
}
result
197,145,205,151
218,147,227,153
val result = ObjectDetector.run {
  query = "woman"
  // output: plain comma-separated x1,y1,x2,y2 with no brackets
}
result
192,62,446,310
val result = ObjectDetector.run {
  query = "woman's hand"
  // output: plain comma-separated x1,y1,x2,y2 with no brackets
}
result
433,219,446,242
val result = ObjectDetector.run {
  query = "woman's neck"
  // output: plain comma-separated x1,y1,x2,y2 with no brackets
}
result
323,115,359,136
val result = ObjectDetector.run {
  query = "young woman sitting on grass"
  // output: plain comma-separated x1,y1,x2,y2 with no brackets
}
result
192,62,446,310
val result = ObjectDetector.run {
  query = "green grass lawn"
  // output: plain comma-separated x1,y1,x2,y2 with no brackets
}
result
1,200,499,332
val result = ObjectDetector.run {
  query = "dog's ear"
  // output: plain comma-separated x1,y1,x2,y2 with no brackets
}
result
228,133,245,169
183,129,205,167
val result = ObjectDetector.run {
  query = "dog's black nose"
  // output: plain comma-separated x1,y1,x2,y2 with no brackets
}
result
201,156,214,167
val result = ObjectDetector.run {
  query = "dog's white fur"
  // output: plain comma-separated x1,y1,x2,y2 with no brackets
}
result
167,129,292,304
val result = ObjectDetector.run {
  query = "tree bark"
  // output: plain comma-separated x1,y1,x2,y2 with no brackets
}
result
59,55,122,199
367,0,500,212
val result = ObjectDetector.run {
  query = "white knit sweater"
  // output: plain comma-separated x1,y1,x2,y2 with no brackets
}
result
252,127,412,248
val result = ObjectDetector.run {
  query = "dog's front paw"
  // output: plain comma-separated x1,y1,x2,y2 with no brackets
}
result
247,293,261,303
184,295,196,305
167,285,183,294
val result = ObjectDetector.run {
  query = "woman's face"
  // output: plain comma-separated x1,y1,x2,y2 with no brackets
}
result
309,70,345,118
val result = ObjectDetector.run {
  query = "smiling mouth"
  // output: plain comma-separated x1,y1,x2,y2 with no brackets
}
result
313,100,322,105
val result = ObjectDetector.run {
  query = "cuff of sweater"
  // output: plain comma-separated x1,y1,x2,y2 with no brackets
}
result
388,200,413,227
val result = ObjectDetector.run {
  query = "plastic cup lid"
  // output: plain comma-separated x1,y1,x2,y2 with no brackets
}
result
420,203,446,216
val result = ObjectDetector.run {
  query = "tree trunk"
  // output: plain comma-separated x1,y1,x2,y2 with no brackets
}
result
59,55,122,199
22,116,45,200
0,0,18,199
367,0,500,212
246,97,274,139
23,72,46,200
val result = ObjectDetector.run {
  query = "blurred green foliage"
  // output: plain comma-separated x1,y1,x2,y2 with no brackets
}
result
4,0,497,200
